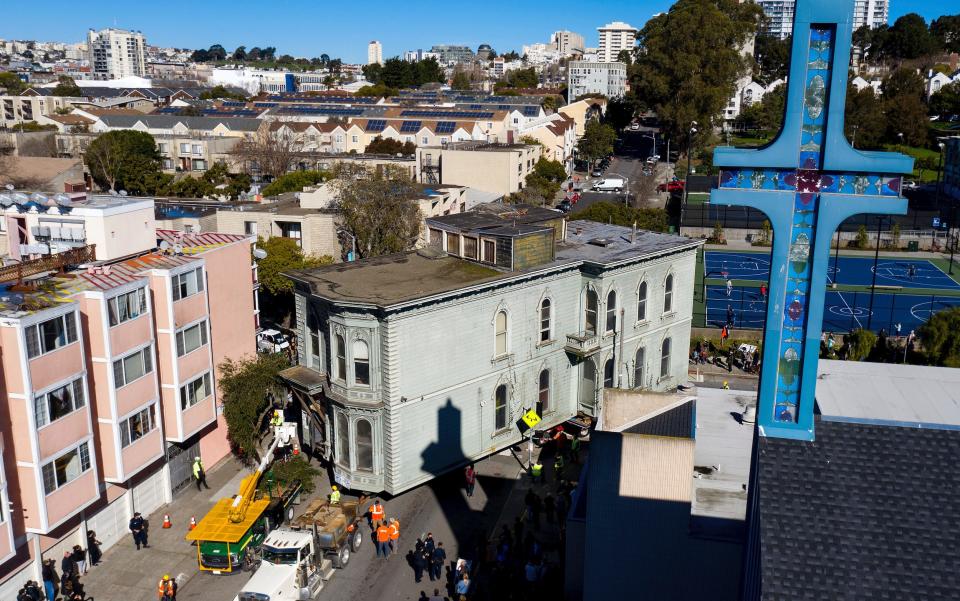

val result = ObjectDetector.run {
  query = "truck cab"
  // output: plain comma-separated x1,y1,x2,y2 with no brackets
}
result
237,530,322,601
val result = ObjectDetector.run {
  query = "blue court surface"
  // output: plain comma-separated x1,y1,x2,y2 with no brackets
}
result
705,285,960,333
704,251,960,290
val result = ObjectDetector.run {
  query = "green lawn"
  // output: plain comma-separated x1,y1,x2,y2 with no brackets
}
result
686,192,711,205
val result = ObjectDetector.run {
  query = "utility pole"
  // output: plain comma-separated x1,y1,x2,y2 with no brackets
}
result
682,121,698,209
866,215,885,331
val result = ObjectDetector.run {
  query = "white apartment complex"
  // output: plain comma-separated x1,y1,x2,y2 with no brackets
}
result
568,61,627,100
86,28,147,80
756,0,887,38
597,21,637,63
368,41,383,66
552,30,586,56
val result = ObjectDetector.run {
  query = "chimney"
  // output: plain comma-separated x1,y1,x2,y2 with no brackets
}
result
631,221,637,244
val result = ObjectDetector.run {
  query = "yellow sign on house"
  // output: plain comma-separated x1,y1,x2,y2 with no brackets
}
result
521,409,541,428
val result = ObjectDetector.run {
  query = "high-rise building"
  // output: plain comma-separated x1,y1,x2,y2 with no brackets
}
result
552,30,586,56
755,0,888,38
367,40,383,66
86,28,146,80
596,21,637,63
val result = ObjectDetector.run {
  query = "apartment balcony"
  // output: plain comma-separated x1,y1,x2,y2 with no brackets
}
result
565,331,601,357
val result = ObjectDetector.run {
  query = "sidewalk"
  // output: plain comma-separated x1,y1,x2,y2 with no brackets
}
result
80,459,246,601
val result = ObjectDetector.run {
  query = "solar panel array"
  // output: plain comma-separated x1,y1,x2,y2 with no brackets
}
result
221,101,246,107
277,106,365,116
400,109,495,119
265,94,380,104
155,107,261,117
254,102,279,108
365,119,387,132
399,120,422,133
435,121,456,134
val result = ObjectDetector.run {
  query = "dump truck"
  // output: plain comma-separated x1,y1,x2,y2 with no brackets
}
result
235,496,366,601
186,422,302,574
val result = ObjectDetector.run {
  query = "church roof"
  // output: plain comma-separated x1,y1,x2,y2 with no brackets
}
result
755,417,960,600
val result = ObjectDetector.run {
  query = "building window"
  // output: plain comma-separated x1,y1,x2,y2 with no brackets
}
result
445,232,459,254
637,282,648,321
175,320,208,356
179,143,190,153
113,346,153,388
172,267,204,301
494,310,508,356
353,339,370,386
180,371,212,410
335,334,346,380
494,384,508,430
25,312,78,358
539,299,551,342
192,144,202,155
244,221,258,235
482,239,496,263
336,411,349,465
581,361,596,406
605,291,617,333
603,358,614,388
108,288,147,326
634,348,645,388
41,441,91,495
537,369,549,415
34,377,85,427
585,289,598,335
664,274,674,313
463,236,478,259
660,338,672,379
356,419,373,472
120,403,157,448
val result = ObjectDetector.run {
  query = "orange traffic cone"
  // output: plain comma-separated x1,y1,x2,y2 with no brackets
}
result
162,514,172,529
189,516,197,530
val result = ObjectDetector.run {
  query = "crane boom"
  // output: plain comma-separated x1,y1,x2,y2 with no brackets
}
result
229,422,297,524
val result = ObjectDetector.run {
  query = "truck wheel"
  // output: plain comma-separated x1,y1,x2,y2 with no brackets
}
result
333,546,350,568
351,531,362,553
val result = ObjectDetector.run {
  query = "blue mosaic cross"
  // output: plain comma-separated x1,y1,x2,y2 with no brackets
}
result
710,0,913,441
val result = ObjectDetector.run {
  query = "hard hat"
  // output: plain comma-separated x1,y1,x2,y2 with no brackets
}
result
331,485,338,491
163,574,170,580
194,456,200,461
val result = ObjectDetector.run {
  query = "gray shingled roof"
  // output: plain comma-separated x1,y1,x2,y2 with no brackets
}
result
755,417,960,600
98,114,262,131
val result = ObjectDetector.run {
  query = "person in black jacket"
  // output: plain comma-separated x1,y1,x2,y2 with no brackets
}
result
41,558,59,601
61,551,76,582
87,530,103,566
430,542,446,582
129,512,148,549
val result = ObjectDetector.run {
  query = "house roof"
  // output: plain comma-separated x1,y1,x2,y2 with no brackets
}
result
97,114,262,132
4,157,82,182
44,113,95,125
756,417,960,600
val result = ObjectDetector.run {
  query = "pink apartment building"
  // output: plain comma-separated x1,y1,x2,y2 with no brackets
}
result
0,226,256,594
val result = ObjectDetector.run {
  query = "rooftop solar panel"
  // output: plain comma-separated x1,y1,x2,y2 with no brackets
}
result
365,119,387,132
435,121,456,134
399,121,422,133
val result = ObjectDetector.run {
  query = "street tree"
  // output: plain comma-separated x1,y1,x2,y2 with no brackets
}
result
232,45,247,61
754,35,790,85
333,164,423,259
506,67,538,89
576,119,616,165
230,128,305,180
85,130,161,192
541,95,561,113
604,94,640,131
256,235,332,297
918,306,960,367
199,85,247,101
882,68,928,147
364,136,416,155
52,75,82,97
0,72,26,95
929,82,960,119
260,170,332,197
570,201,669,232
887,13,938,59
451,70,472,91
631,0,763,140
844,86,886,149
219,352,290,461
844,328,877,361
523,158,567,203
931,15,960,53
361,62,383,84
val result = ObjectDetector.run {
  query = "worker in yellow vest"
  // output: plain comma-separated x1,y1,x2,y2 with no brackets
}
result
329,485,341,505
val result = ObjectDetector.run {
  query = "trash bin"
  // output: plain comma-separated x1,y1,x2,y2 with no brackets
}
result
907,240,919,252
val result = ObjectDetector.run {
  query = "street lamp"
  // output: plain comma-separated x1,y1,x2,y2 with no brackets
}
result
851,124,859,149
866,215,887,331
682,121,698,209
338,229,357,261
938,141,956,274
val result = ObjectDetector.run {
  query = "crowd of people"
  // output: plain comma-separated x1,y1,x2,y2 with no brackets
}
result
19,532,101,601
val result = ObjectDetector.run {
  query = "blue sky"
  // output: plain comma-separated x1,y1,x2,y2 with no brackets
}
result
0,0,950,64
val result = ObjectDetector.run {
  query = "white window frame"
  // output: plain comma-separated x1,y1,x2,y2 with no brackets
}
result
494,384,508,431
605,290,617,334
172,267,204,301
494,310,509,357
25,311,78,359
539,298,552,343
637,281,648,322
120,403,157,448
41,441,91,495
113,345,153,388
108,287,148,327
34,376,86,428
660,337,672,379
663,274,674,314
353,339,370,386
180,371,212,410
175,319,208,357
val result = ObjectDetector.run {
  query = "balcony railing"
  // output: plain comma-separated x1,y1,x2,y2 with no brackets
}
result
0,244,97,284
564,331,601,357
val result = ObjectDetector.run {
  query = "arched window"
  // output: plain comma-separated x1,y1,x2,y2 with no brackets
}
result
605,290,617,333
634,348,645,388
539,299,551,343
664,274,674,313
537,369,550,415
660,337,672,379
494,384,508,430
638,282,648,321
335,334,346,381
336,411,349,466
355,419,373,471
585,289,598,335
581,361,596,406
603,358,614,388
353,339,369,385
495,311,508,356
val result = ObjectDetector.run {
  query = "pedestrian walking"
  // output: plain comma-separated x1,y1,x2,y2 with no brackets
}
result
544,494,556,525
157,574,177,601
129,511,148,549
376,521,391,558
455,571,471,601
424,532,436,559
726,278,733,297
87,530,102,566
530,460,543,483
368,498,386,530
720,325,729,346
908,264,917,280
430,543,446,581
553,453,565,483
413,544,428,582
72,544,87,574
726,304,735,327
192,456,210,491
388,517,400,553
760,283,767,300
41,559,59,601
464,464,476,497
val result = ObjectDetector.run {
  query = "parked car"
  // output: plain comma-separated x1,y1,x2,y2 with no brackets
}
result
556,199,573,213
591,168,604,177
657,180,685,193
257,329,291,354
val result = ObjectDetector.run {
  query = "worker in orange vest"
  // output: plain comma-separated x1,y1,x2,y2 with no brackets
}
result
375,521,391,558
369,499,385,530
388,517,400,553
157,574,176,601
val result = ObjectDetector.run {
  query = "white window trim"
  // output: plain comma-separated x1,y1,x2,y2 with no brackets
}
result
113,343,154,389
493,309,511,360
175,318,209,358
40,439,92,496
34,374,87,431
24,310,79,359
119,401,158,449
107,286,149,327
171,266,204,302
180,370,212,410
